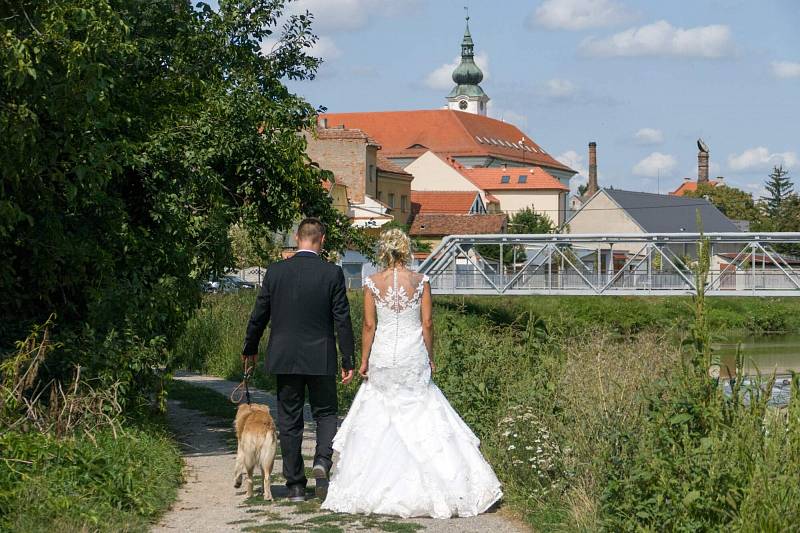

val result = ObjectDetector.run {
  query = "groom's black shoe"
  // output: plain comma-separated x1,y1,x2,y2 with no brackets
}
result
312,463,330,499
287,484,306,503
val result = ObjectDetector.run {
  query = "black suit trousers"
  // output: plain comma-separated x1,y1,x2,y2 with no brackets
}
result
276,374,338,488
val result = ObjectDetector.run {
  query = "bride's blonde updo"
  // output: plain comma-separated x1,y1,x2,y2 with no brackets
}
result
377,228,412,268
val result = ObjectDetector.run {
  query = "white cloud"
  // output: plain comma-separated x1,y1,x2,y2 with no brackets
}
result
728,147,798,171
543,78,577,99
633,152,677,177
260,0,420,63
527,0,633,31
498,110,528,129
486,102,527,129
557,149,587,178
580,20,734,58
424,51,490,90
634,128,664,145
290,0,413,33
771,61,800,79
260,35,341,61
308,36,342,60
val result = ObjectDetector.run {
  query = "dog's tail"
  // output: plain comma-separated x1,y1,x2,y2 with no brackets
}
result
242,429,276,469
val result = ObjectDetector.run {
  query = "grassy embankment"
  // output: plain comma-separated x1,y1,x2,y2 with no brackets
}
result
173,289,800,531
0,328,183,533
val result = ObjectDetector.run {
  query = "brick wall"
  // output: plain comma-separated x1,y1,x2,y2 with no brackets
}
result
305,134,368,203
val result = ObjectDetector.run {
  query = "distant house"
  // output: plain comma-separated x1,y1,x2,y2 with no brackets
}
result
304,127,414,226
568,188,740,235
410,190,489,216
409,213,507,249
670,178,720,196
405,151,568,224
320,110,575,181
566,188,742,271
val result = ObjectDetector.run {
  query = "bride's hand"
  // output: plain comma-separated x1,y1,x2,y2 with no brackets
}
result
359,361,369,379
429,360,436,374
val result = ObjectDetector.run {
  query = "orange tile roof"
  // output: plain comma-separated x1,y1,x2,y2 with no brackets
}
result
314,127,380,146
320,110,574,173
409,213,507,236
376,153,412,177
410,191,480,215
461,167,569,191
670,180,719,196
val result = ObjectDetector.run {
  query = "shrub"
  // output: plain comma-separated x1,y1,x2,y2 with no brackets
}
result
0,425,182,532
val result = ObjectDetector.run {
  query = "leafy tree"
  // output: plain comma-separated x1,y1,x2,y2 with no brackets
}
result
475,207,553,266
761,165,793,218
684,182,761,226
509,207,555,234
577,183,589,197
0,0,368,403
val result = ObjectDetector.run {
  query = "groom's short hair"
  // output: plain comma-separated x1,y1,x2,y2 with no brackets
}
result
297,217,326,244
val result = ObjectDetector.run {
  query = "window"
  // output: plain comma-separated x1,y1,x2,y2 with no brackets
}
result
518,174,527,183
377,191,383,201
388,193,395,208
459,100,468,110
501,175,510,184
368,164,375,182
401,195,408,212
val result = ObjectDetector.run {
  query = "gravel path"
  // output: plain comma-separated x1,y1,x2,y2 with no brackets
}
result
153,372,529,533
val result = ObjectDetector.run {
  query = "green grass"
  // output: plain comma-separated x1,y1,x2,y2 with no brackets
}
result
172,291,276,392
169,379,239,420
0,419,182,532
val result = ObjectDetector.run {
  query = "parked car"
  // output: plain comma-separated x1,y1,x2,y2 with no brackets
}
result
202,274,256,294
222,274,256,292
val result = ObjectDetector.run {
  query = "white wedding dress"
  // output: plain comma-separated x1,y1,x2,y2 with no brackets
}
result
321,268,502,519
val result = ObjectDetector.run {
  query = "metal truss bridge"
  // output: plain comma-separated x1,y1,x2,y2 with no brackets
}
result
417,233,800,297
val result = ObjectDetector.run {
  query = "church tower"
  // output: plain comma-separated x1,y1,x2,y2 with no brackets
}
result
446,15,489,116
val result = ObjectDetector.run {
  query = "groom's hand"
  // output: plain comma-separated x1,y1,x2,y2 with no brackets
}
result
341,368,354,385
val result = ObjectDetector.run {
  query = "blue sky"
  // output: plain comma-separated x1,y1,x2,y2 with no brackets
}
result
273,0,800,196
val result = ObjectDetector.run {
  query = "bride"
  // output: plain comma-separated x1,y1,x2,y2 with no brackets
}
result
321,229,502,519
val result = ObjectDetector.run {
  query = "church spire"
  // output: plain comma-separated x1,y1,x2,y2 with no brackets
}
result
447,10,489,115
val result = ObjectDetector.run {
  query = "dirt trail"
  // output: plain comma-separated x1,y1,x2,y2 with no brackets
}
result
153,372,529,533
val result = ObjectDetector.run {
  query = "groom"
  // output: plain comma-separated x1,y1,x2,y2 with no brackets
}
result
242,218,355,502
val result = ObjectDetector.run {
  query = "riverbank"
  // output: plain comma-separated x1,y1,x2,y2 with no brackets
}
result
172,291,800,530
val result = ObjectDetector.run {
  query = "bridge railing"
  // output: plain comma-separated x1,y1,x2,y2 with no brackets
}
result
417,232,800,296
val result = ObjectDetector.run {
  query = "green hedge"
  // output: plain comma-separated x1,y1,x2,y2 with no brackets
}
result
0,423,182,532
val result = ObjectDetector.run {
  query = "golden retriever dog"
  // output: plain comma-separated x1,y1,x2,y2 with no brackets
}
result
233,403,278,500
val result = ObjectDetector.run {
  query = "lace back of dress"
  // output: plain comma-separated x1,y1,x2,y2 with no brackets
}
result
365,268,427,313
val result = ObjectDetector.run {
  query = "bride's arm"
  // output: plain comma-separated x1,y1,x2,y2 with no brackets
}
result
359,288,377,378
421,281,435,371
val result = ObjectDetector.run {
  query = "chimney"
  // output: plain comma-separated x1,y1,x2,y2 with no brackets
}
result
697,138,709,184
587,142,598,196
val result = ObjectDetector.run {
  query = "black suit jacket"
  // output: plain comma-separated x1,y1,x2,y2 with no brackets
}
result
242,251,355,375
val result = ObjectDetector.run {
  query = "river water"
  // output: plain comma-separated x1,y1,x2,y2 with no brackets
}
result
715,332,800,377
715,333,800,406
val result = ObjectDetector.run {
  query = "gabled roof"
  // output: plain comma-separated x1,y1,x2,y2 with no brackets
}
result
410,191,482,215
319,110,574,173
670,179,720,196
410,213,507,236
462,167,569,191
599,188,740,233
314,127,380,146
376,153,413,178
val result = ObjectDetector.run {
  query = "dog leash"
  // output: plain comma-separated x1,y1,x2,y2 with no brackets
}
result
231,363,254,405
